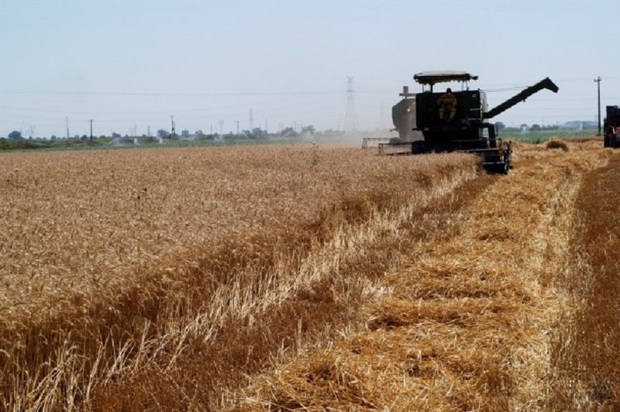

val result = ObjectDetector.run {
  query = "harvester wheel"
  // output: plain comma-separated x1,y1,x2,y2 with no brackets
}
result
502,143,512,174
503,157,511,174
411,140,427,154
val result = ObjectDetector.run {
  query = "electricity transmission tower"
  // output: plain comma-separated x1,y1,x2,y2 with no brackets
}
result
344,76,358,133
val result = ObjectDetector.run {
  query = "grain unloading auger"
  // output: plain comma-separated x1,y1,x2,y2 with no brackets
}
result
386,71,559,173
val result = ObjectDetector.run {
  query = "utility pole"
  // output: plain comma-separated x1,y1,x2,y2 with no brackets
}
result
170,115,176,137
594,76,602,136
89,119,94,141
66,116,70,139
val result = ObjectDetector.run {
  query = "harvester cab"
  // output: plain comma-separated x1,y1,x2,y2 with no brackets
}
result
388,71,559,173
414,71,488,152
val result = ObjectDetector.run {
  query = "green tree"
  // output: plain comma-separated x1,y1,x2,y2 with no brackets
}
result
8,130,23,140
280,127,298,138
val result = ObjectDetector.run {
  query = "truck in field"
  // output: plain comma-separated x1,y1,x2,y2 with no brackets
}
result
604,105,620,148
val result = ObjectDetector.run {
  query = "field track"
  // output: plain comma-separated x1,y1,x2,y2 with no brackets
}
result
1,139,619,410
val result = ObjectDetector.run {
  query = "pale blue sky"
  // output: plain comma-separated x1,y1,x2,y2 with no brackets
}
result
1,0,618,137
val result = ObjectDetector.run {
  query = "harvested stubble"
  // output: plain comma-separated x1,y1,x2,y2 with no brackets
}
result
548,151,620,409
0,145,480,410
232,140,616,411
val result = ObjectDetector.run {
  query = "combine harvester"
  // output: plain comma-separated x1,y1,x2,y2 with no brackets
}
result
604,105,620,148
380,71,559,173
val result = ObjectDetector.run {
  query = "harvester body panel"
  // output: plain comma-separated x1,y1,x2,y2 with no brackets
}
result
391,98,419,141
415,89,489,151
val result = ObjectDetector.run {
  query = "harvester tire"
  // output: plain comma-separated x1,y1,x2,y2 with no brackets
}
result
411,140,427,154
503,158,511,174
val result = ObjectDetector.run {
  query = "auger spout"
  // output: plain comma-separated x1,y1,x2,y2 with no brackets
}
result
483,77,559,120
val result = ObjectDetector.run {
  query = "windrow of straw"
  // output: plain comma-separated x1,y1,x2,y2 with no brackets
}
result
231,139,612,411
0,145,480,410
548,149,620,410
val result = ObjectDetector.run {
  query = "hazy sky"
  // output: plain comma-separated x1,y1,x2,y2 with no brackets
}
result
1,0,619,138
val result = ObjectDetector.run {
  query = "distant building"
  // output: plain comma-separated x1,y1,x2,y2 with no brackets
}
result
561,121,599,130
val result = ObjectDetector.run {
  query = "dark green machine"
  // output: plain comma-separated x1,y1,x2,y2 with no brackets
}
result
604,105,620,148
391,71,559,173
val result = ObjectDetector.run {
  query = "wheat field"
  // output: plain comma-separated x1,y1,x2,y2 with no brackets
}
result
1,139,618,410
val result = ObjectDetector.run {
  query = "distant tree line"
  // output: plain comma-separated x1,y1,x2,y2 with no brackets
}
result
0,124,350,151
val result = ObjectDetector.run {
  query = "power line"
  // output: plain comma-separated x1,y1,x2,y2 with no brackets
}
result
0,89,347,97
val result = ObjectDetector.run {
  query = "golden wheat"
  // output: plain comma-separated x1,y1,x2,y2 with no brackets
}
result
0,144,479,410
3,140,616,410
